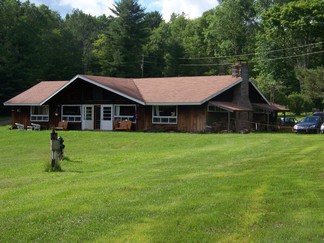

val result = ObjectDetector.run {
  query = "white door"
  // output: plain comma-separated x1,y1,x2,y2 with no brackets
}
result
100,105,113,130
82,105,94,130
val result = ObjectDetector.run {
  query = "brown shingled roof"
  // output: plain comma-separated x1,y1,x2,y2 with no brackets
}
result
253,103,289,112
4,75,244,106
4,81,68,106
210,101,253,112
134,75,241,104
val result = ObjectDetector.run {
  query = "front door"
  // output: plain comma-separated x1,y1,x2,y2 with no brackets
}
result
100,105,113,130
82,105,94,130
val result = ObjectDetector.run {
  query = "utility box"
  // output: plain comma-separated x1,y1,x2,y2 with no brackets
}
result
51,140,60,151
50,128,65,170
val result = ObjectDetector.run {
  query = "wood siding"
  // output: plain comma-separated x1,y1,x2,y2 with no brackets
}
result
136,105,207,132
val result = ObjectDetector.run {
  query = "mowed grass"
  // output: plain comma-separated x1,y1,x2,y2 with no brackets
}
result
0,126,323,242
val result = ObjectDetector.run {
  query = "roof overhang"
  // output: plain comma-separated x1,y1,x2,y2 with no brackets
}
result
3,102,40,106
209,101,253,112
146,102,201,106
253,103,289,112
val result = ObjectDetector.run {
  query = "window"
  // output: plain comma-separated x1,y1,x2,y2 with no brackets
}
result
62,105,81,122
31,106,49,121
152,106,177,124
114,105,137,122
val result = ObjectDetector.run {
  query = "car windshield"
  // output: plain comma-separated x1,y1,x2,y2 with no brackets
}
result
302,116,319,123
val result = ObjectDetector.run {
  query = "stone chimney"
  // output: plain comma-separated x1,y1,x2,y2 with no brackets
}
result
232,62,252,131
232,62,252,109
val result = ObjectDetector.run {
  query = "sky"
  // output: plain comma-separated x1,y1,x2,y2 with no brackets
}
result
24,0,218,21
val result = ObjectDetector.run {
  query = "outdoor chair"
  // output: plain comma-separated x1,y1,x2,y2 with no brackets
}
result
115,120,132,131
31,123,41,131
55,120,68,130
15,123,25,130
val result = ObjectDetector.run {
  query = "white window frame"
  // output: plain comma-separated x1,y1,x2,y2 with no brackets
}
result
30,105,49,122
152,105,178,124
114,104,137,122
61,105,81,122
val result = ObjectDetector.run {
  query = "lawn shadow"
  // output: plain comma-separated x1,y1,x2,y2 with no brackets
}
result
63,156,83,163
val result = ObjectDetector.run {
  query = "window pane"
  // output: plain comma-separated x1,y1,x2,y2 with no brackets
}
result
32,106,49,115
103,107,112,120
118,106,135,116
63,106,81,116
169,118,177,123
158,106,176,116
85,107,92,120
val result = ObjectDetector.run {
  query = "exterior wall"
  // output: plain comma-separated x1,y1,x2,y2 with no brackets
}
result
10,106,52,129
178,105,207,132
11,107,30,128
136,105,207,132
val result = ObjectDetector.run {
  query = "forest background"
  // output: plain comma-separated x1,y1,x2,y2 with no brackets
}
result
0,0,323,115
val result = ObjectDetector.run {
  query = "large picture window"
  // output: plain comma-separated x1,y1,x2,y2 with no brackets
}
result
30,106,49,121
152,106,177,124
62,105,81,122
114,105,137,122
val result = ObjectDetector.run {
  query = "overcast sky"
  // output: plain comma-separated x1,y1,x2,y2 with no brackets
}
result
24,0,218,21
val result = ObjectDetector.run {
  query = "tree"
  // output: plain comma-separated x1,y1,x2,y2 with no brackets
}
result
93,0,148,77
144,11,163,31
253,0,324,99
204,0,257,58
287,93,313,115
296,67,324,110
65,10,107,74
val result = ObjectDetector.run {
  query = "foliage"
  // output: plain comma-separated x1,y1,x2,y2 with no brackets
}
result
253,0,324,96
287,93,313,115
93,0,148,77
296,66,324,110
0,128,323,241
1,0,323,114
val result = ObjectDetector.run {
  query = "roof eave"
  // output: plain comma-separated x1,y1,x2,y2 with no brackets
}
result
3,102,42,106
145,102,201,106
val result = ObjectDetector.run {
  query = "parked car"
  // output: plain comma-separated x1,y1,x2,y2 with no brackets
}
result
313,111,324,119
321,123,324,134
279,117,298,127
293,116,323,133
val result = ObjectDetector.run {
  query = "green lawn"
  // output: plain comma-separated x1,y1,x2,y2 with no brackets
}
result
0,126,323,242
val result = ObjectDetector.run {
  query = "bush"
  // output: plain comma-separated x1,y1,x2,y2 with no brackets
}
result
287,93,313,115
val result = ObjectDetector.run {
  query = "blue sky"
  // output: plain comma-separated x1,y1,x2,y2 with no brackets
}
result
24,0,218,21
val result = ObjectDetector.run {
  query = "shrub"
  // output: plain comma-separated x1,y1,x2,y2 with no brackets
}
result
287,93,313,115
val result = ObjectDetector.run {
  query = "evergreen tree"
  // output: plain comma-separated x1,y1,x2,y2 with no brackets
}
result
94,0,148,77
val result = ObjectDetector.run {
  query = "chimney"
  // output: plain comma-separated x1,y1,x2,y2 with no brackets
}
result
232,62,253,132
232,62,251,109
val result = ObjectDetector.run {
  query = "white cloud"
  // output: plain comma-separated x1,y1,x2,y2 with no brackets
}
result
24,0,218,20
158,0,218,21
58,0,115,16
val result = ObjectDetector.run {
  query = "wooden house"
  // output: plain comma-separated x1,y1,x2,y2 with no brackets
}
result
3,64,288,132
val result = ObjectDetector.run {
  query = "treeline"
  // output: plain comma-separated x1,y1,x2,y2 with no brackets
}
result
1,0,323,113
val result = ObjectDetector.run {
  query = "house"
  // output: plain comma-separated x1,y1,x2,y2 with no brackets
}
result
3,64,288,132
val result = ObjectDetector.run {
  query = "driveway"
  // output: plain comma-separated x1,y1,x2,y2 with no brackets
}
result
0,119,11,126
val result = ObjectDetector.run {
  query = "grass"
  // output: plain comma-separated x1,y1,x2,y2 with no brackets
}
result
0,126,323,242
